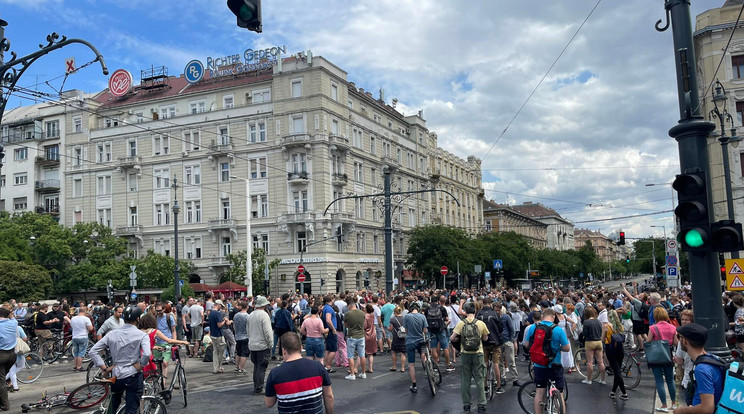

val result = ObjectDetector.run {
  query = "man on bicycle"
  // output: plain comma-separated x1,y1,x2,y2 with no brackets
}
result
522,307,570,414
403,302,428,393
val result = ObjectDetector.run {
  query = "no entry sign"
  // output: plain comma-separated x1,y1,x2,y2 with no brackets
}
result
441,266,448,276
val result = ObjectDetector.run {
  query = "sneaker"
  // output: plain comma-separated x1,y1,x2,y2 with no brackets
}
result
598,380,607,385
609,392,616,398
326,368,336,373
463,405,471,413
446,364,455,372
582,379,592,385
477,406,486,413
410,384,417,393
358,373,367,379
495,387,505,395
345,374,356,380
619,394,629,401
655,407,669,413
513,380,522,387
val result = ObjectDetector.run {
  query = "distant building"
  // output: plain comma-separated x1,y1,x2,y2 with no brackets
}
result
482,199,547,248
509,202,574,250
574,228,628,262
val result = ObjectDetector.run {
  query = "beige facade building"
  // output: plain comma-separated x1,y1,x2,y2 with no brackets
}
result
574,228,626,262
482,199,547,248
1,51,483,293
509,202,574,250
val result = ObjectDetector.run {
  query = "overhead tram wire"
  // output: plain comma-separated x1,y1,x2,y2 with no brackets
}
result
481,0,604,161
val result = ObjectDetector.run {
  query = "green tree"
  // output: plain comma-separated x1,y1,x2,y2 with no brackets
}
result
0,260,53,302
57,223,129,293
161,283,195,303
223,249,280,295
474,231,533,284
133,250,194,289
407,225,476,285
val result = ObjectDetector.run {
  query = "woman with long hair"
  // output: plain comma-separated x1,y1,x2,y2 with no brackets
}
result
605,308,628,400
648,306,678,412
581,306,606,385
364,304,378,373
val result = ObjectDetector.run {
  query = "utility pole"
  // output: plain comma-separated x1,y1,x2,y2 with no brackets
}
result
384,165,394,295
659,0,728,358
172,177,181,301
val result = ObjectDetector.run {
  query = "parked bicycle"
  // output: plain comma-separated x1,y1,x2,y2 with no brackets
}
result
517,378,568,414
40,329,94,364
16,351,43,384
144,345,188,407
420,335,442,396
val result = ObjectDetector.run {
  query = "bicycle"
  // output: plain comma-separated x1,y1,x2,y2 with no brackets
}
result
517,378,568,414
21,376,167,414
420,336,442,396
16,351,44,384
87,349,114,383
484,359,497,401
574,347,642,390
41,330,94,364
144,345,188,407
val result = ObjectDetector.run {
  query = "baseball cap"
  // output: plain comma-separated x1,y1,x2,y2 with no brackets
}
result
677,323,708,344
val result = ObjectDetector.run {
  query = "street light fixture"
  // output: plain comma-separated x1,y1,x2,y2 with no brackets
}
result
710,79,740,259
230,175,252,297
172,177,181,300
651,225,667,240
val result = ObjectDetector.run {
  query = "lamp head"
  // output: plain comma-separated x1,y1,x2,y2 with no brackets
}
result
713,80,728,107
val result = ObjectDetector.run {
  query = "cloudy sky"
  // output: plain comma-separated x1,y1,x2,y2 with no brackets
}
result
0,0,717,240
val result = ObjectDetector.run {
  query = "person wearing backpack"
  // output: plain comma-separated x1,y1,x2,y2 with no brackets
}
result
621,283,648,351
673,323,725,414
424,295,451,371
522,307,570,414
476,297,504,394
451,301,489,413
403,303,429,394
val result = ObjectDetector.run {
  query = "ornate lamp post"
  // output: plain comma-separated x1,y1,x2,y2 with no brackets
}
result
172,178,181,300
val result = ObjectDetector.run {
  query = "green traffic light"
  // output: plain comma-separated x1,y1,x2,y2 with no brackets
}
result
239,5,255,20
685,229,705,248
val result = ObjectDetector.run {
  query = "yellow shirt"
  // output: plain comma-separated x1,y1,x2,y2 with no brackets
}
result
453,317,489,354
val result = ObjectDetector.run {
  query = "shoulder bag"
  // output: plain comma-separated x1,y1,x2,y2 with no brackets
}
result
644,325,673,365
15,331,30,355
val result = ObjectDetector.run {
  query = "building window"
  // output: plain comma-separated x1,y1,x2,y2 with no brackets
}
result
97,208,112,228
73,178,82,197
185,165,201,185
45,120,59,138
104,117,119,128
251,194,269,218
135,112,144,123
155,239,171,256
129,206,138,226
189,101,206,114
73,116,82,133
291,79,302,98
396,148,401,164
293,191,308,213
735,55,744,79
155,203,171,225
223,95,234,109
186,237,202,259
252,234,269,253
219,127,229,145
14,148,27,161
354,162,363,183
127,173,138,192
128,140,137,156
96,175,112,195
154,167,170,189
221,237,232,257
292,115,304,133
409,208,416,227
0,175,4,187
250,157,267,178
222,199,231,219
74,147,83,166
347,99,353,109
185,130,200,151
373,235,379,254
13,197,27,211
97,143,112,162
371,168,377,187
153,135,170,155
13,173,27,185
355,198,365,219
331,83,338,101
160,105,176,119
292,153,307,173
249,122,267,143
370,136,376,155
220,162,230,182
296,230,307,253
185,200,201,223
353,129,362,148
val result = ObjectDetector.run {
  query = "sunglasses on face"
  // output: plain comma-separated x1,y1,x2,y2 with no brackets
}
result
156,310,163,313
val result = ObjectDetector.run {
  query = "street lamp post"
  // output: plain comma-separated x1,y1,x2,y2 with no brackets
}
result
172,177,181,301
230,175,252,297
710,80,741,259
651,225,666,240
645,183,676,232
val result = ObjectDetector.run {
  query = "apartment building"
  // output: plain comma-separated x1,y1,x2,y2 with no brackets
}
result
482,199,548,248
16,51,485,292
509,202,574,250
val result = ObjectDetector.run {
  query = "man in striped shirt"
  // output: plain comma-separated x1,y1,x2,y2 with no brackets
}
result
265,332,334,414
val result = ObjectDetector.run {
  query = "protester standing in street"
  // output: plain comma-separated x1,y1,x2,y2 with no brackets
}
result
70,307,94,372
451,301,489,413
207,300,231,373
248,296,274,394
0,307,18,411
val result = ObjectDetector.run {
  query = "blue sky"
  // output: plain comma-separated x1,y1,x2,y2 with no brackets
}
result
0,0,717,240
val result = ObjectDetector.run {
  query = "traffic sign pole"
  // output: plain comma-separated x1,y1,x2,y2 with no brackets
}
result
441,266,448,290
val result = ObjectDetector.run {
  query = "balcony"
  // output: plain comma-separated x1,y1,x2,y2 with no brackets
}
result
430,169,441,180
280,133,312,148
328,134,350,151
277,211,317,225
35,179,60,192
35,205,60,215
207,218,238,242
116,225,143,237
35,154,60,166
380,156,397,168
331,173,348,186
41,132,60,141
209,257,234,268
287,171,310,183
116,156,141,170
207,142,233,157
2,131,41,143
328,212,354,224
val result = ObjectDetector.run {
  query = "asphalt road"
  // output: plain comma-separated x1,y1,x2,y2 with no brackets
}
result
14,347,657,414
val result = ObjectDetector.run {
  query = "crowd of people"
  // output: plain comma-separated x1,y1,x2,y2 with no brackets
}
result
0,278,733,414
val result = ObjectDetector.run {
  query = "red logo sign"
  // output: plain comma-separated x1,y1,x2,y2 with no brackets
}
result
108,69,132,97
298,264,305,274
298,274,306,282
441,266,448,276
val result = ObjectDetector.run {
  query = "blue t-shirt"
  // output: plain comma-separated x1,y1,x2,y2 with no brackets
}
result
321,304,336,333
381,303,395,328
208,309,224,338
523,321,569,368
156,314,175,344
0,319,18,350
403,312,428,345
693,360,725,406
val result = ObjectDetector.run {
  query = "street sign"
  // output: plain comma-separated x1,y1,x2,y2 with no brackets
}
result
65,57,75,74
485,271,491,280
298,264,305,274
726,259,744,291
297,274,306,282
475,265,482,273
666,255,678,267
130,279,137,287
493,260,503,269
130,265,137,271
441,266,448,276
667,239,678,251
667,266,678,276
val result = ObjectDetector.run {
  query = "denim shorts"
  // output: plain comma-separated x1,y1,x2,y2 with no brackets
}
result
305,337,325,359
406,342,424,363
376,326,385,341
347,337,365,359
71,337,88,358
430,331,448,349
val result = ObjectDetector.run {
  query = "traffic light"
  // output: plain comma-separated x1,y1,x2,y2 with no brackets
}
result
227,0,262,32
720,253,727,280
107,283,113,300
626,256,630,263
618,231,625,245
710,220,744,252
673,170,711,253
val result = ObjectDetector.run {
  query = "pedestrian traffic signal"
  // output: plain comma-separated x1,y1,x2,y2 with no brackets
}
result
227,0,262,32
710,220,744,252
673,170,711,253
619,231,625,245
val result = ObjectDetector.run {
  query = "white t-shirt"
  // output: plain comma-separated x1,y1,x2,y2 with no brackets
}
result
598,309,609,325
70,315,92,339
373,305,381,326
189,304,204,327
446,304,461,329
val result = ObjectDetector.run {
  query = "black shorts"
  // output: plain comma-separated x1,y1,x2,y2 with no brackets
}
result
632,320,647,335
236,339,250,357
325,332,338,353
533,365,565,391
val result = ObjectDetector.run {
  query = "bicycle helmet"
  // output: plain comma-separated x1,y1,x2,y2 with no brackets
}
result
408,302,421,312
123,305,143,322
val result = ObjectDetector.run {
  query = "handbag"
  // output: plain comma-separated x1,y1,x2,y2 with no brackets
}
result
644,325,673,365
15,333,30,355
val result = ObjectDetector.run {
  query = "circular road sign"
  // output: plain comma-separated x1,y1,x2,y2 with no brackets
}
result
298,264,305,274
441,266,448,276
298,274,306,282
667,239,677,250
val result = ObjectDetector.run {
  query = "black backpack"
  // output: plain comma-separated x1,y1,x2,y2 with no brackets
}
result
638,302,650,321
476,307,503,346
425,304,445,333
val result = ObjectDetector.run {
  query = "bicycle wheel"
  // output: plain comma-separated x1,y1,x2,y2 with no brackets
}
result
431,362,442,386
517,380,537,414
115,396,168,414
424,359,437,396
573,348,588,379
40,339,59,364
178,366,188,407
81,339,94,363
485,364,493,401
563,379,569,402
17,352,43,384
144,374,164,399
550,388,565,414
528,361,534,380
621,354,642,390
66,382,110,409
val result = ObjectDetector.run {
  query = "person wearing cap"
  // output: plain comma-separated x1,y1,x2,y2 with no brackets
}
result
154,303,177,379
89,305,150,414
207,299,231,373
247,296,274,394
673,323,726,414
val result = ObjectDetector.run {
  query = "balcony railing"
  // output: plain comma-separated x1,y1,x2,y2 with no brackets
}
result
35,154,60,165
116,156,141,169
207,218,237,229
2,131,42,143
207,142,233,155
287,171,309,182
209,257,233,267
115,225,143,237
35,205,60,215
280,133,312,147
329,134,350,151
331,173,348,185
35,179,60,192
278,211,316,224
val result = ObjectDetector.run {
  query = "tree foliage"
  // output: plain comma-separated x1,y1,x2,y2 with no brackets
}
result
134,250,194,289
0,260,53,302
223,249,280,296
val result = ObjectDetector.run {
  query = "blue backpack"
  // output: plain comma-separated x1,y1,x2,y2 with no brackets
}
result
716,360,744,414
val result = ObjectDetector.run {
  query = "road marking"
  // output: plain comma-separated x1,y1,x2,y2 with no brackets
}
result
372,372,394,380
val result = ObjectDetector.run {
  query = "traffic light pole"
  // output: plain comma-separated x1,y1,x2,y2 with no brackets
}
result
660,0,728,357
